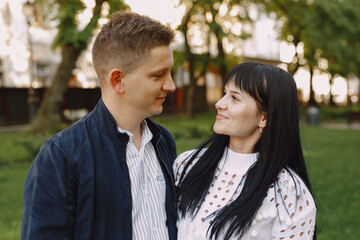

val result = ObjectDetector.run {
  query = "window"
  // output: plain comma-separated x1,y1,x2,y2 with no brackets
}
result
35,62,51,87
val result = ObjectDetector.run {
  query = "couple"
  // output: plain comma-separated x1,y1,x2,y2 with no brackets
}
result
21,11,316,240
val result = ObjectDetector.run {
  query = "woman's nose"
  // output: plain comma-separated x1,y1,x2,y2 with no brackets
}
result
215,97,226,110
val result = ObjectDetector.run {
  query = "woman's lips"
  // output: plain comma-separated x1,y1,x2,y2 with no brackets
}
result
216,113,228,120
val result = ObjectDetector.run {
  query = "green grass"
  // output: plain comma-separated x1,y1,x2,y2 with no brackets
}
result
0,112,359,239
301,126,360,239
152,112,216,153
0,163,31,240
0,131,51,166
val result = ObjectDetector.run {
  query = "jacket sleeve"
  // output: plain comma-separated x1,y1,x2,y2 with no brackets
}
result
21,140,76,240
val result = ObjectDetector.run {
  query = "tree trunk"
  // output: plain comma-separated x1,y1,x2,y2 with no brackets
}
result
31,45,82,132
182,10,196,118
194,84,207,112
328,76,336,106
308,66,317,106
214,28,227,86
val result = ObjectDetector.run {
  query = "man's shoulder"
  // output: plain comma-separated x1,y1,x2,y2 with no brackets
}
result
46,115,97,158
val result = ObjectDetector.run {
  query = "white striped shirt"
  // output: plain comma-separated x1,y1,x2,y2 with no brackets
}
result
118,121,169,240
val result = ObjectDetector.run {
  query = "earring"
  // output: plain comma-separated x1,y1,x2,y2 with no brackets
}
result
259,127,263,133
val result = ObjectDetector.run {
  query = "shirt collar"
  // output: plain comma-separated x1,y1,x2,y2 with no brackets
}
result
117,120,153,144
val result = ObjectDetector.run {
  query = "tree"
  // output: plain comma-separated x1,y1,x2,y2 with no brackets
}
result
257,0,319,105
177,0,252,117
303,0,360,105
178,4,197,117
31,0,128,132
259,0,360,106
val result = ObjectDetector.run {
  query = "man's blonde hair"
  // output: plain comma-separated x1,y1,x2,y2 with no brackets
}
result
92,11,175,83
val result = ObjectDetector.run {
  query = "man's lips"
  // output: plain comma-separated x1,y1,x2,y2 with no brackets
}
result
156,96,166,101
216,113,228,120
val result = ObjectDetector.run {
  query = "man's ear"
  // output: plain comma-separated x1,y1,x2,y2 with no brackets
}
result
109,68,124,95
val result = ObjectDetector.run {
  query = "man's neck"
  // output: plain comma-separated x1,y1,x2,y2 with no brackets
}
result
103,96,144,150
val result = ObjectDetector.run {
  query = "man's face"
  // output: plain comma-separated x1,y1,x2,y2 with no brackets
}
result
121,45,176,119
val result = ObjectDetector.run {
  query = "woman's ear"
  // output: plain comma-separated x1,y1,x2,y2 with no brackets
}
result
108,68,124,95
259,113,267,129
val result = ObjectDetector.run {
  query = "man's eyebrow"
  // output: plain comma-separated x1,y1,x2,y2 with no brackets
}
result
149,68,170,75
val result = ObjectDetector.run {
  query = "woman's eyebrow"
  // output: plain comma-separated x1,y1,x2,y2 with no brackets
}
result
230,90,242,96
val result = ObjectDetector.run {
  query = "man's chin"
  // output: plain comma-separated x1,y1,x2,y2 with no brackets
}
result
149,106,164,117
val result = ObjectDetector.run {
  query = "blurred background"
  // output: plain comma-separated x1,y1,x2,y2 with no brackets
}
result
0,0,359,127
0,0,359,239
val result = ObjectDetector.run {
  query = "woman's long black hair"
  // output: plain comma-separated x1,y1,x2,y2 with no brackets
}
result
175,62,316,239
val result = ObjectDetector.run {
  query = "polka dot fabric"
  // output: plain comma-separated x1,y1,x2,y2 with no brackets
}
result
174,148,316,240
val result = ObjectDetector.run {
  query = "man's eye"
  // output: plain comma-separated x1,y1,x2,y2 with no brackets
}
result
154,73,165,78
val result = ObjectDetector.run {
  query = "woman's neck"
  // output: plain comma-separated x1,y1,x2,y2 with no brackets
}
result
228,136,258,154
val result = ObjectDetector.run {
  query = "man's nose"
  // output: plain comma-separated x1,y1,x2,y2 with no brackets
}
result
163,74,176,92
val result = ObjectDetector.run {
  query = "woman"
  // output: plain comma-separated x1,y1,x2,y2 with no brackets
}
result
174,62,316,240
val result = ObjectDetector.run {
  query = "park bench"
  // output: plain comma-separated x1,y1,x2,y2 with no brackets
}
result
348,111,360,125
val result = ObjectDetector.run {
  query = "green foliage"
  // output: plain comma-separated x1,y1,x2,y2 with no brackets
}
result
309,0,360,78
36,0,129,50
152,112,215,144
259,0,360,78
176,0,253,68
0,131,52,166
317,105,360,123
54,0,87,48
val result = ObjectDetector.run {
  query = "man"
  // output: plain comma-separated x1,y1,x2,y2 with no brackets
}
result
22,11,177,240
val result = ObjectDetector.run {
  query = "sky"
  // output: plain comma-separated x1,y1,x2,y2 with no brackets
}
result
124,0,185,28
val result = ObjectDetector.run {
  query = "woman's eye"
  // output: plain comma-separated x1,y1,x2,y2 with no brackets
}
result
232,95,238,101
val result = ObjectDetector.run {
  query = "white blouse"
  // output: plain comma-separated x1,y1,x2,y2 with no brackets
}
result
173,148,316,240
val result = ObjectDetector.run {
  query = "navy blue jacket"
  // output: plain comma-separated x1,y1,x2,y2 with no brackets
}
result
21,99,177,240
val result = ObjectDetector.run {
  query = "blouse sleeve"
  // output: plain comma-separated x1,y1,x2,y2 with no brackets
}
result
271,170,317,239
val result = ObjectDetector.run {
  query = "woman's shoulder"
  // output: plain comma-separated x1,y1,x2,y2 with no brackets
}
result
275,168,311,198
252,169,316,239
265,168,316,217
174,149,197,165
173,149,206,185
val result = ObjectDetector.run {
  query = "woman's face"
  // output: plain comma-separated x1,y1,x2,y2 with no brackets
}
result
213,81,265,152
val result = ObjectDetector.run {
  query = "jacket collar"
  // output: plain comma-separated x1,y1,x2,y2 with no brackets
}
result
91,98,162,144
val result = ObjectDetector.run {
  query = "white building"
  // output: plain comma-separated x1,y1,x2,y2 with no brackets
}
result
0,0,97,89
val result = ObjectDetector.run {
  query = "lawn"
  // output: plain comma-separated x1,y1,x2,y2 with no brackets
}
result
0,112,359,239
